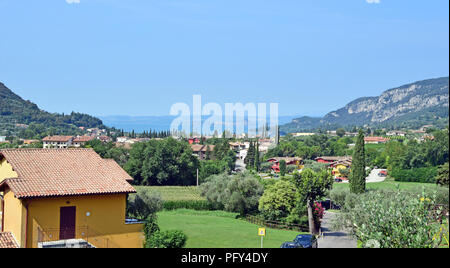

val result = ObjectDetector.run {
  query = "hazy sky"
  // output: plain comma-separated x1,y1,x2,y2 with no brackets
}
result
0,0,448,117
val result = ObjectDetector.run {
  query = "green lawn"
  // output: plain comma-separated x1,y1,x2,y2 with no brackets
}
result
157,209,305,248
332,178,442,191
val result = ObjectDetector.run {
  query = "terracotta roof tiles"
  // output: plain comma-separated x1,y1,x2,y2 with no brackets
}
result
0,232,19,248
0,149,136,199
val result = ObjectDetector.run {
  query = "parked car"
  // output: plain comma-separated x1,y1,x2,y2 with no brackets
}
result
334,178,343,183
280,242,303,248
281,234,318,249
293,234,318,248
378,170,388,177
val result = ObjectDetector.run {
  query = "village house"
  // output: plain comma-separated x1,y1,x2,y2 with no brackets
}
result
21,139,40,145
267,157,303,173
0,148,144,248
188,137,201,145
42,136,74,149
116,136,131,143
72,136,95,148
97,136,113,143
191,144,215,160
0,136,6,143
229,142,246,151
329,159,352,179
316,156,352,164
386,131,406,137
364,136,389,144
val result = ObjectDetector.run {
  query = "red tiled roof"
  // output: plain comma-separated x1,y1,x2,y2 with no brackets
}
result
0,232,19,248
42,136,74,142
364,137,389,142
191,144,215,152
73,136,95,143
316,156,352,162
0,149,136,199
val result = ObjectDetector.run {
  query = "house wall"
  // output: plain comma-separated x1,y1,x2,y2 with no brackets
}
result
0,158,18,184
25,193,144,248
2,188,27,247
332,164,349,178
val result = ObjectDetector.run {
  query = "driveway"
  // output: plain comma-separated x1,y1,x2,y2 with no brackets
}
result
366,168,387,183
318,212,357,248
340,168,387,184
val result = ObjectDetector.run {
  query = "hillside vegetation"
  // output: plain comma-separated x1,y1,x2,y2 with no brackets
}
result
0,82,105,137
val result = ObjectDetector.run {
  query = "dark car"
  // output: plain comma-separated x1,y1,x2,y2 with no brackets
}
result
293,234,318,248
280,242,302,248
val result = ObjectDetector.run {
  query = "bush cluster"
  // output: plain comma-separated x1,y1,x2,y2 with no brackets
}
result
163,200,214,211
391,167,438,183
333,190,445,248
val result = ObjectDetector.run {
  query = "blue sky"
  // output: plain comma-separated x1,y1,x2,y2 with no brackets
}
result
0,0,448,117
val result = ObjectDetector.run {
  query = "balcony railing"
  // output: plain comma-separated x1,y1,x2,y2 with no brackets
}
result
35,226,121,248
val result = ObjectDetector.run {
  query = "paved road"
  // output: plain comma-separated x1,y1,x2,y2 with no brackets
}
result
318,212,357,248
341,168,387,184
366,169,387,183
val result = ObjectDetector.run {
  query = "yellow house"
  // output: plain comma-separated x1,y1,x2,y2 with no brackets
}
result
0,148,144,248
330,160,352,178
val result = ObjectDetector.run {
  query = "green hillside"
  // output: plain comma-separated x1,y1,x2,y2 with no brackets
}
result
0,82,106,138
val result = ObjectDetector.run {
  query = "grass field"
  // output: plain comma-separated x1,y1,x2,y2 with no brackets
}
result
332,178,442,191
157,209,305,248
133,186,204,201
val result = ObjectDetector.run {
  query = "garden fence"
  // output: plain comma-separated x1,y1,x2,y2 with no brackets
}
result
245,215,309,232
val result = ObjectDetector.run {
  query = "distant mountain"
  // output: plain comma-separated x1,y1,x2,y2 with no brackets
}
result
0,82,106,137
281,77,449,133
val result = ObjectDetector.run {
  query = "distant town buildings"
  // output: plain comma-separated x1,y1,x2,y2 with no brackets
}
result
364,137,389,144
191,144,215,160
386,131,406,137
291,133,316,137
42,136,74,149
72,136,95,148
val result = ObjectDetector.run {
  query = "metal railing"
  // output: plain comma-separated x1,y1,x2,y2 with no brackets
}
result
35,226,121,248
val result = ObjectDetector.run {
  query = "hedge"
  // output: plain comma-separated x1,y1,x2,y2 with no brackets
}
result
391,167,438,183
163,200,215,211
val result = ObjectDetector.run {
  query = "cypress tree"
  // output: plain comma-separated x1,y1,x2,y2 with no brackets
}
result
350,130,366,194
279,160,287,177
246,141,255,168
254,141,260,172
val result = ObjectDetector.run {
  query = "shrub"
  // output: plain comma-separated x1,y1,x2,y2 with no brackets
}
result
329,188,350,208
146,230,187,248
258,180,297,220
128,190,164,219
391,167,438,183
436,162,449,187
303,160,329,172
163,200,214,211
260,162,273,173
286,165,298,174
200,172,264,215
333,190,443,248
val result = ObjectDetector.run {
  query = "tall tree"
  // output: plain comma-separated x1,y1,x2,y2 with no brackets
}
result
279,160,287,177
350,130,366,194
254,141,260,172
292,169,333,235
